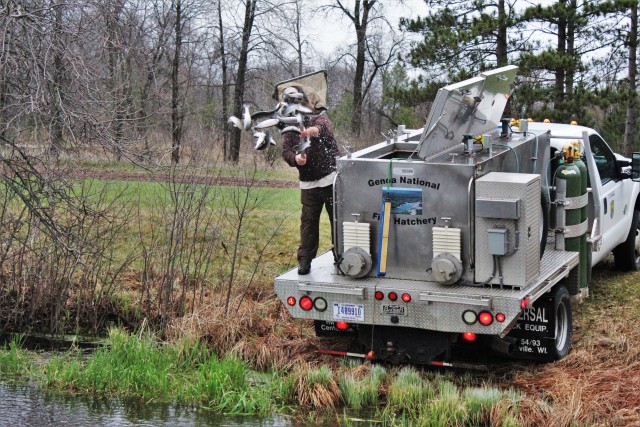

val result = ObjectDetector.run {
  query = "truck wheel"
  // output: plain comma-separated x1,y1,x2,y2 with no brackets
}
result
551,285,572,360
613,208,640,271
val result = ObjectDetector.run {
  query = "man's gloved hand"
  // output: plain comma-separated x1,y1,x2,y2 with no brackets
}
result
300,127,319,138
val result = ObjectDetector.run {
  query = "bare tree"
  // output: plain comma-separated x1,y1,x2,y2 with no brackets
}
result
263,0,316,77
217,0,230,159
332,0,377,137
229,0,257,164
171,0,183,164
624,0,638,157
136,0,172,162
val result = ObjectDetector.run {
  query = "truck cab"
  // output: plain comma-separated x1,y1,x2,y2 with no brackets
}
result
533,122,640,272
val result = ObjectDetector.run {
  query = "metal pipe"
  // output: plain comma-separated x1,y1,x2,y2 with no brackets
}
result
332,172,340,262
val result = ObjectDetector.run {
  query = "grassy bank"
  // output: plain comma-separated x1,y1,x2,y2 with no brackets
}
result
0,329,521,425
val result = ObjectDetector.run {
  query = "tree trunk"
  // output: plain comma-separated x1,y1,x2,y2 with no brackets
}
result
566,0,576,98
139,11,170,163
229,0,257,163
50,0,65,159
106,1,125,161
496,0,507,66
350,0,374,137
295,1,303,75
624,1,638,157
171,0,183,164
218,0,229,160
555,0,567,106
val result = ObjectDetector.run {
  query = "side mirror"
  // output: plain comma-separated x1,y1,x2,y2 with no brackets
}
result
633,153,640,182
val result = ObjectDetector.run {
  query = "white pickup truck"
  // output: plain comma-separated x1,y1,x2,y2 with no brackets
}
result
274,67,640,365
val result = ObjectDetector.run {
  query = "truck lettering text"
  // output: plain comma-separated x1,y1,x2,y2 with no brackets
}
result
368,178,397,186
399,176,441,190
521,307,548,323
524,324,547,332
394,217,436,226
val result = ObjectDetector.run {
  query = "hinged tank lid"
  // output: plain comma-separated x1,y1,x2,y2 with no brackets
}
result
416,65,518,159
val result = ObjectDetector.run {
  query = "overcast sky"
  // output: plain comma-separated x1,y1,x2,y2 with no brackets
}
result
308,0,558,56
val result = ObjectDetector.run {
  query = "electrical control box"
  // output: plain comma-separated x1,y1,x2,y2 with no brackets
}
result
475,172,541,288
487,228,509,256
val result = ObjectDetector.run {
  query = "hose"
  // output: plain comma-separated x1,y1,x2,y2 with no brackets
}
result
494,143,519,173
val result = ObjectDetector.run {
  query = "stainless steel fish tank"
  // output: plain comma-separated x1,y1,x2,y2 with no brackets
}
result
333,65,550,284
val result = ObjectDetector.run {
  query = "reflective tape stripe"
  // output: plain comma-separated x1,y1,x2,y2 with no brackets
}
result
564,220,589,238
563,193,588,210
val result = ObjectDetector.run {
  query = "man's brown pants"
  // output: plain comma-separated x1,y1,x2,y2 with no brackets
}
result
298,185,334,262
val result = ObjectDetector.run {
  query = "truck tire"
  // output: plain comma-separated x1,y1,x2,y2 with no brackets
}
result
613,208,640,271
551,285,572,360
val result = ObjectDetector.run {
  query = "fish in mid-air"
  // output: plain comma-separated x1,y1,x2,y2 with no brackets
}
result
253,130,276,150
227,104,252,131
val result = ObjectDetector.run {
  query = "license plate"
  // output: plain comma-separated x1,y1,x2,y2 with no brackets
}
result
333,303,364,321
381,305,407,316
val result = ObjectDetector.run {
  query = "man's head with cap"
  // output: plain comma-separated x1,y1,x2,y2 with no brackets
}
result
283,86,306,104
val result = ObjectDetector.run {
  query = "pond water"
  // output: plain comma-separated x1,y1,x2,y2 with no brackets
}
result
0,382,297,426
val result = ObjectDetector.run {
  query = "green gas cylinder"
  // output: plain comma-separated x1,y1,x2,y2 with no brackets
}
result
572,141,589,289
555,145,583,294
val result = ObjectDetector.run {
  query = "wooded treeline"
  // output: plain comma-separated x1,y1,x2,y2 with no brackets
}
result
1,0,638,163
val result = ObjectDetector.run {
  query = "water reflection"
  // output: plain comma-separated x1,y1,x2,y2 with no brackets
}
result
0,382,294,426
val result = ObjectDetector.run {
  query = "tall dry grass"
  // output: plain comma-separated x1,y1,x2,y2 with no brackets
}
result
510,268,640,426
166,293,320,371
292,363,342,409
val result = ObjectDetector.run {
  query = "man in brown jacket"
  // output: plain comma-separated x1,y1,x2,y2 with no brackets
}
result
281,87,340,275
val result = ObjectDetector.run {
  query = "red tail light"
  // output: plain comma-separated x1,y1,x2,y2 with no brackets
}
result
462,332,477,342
299,296,313,311
401,293,411,302
521,297,530,309
375,291,384,300
496,313,506,323
478,311,494,326
287,296,296,306
388,292,398,301
336,321,349,330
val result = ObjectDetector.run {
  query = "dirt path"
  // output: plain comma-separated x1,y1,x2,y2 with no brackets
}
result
68,167,298,189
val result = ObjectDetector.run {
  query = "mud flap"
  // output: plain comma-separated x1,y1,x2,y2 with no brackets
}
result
314,320,358,337
358,325,457,364
506,293,556,361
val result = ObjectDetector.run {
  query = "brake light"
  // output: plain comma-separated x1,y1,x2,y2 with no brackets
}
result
388,292,398,301
478,311,493,326
401,293,411,302
521,297,530,309
375,291,384,300
299,296,313,311
462,332,477,342
336,321,349,330
496,313,506,323
287,296,296,306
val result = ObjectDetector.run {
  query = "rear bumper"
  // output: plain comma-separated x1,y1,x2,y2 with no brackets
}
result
275,247,578,337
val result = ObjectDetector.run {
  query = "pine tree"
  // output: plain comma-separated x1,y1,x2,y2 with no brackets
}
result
401,0,525,80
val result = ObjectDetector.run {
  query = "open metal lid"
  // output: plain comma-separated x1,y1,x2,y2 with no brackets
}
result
273,70,328,111
416,65,518,159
